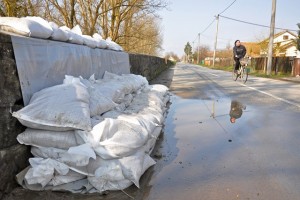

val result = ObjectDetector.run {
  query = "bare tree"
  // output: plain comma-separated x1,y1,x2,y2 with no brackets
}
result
0,0,168,55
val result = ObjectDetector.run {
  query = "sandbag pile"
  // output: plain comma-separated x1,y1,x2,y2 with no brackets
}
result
13,72,170,193
0,16,123,51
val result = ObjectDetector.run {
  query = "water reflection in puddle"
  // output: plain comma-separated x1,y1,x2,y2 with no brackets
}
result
144,94,300,200
144,95,256,200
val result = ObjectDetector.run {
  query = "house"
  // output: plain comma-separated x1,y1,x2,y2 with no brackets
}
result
243,42,261,57
260,30,300,57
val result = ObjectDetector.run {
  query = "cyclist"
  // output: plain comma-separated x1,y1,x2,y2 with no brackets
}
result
233,40,247,74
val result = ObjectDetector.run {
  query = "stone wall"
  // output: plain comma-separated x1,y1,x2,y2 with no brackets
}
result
0,32,174,198
129,53,174,81
0,33,31,199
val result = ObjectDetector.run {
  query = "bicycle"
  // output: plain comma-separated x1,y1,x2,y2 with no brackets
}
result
232,57,250,83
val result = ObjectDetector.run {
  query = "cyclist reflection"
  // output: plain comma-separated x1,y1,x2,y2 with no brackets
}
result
229,100,246,123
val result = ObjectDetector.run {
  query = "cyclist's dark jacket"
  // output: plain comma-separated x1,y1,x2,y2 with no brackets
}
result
233,45,246,59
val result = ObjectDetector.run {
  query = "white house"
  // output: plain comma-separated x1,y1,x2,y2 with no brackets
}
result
260,30,300,57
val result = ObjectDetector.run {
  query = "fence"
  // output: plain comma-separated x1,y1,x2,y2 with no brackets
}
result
250,57,293,74
204,57,294,75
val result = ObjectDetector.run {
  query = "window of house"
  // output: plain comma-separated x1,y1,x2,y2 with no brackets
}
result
283,35,289,40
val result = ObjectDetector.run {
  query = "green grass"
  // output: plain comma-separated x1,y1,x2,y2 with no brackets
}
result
199,64,293,79
201,64,233,72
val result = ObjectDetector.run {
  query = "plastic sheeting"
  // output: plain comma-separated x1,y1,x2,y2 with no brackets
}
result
11,35,130,105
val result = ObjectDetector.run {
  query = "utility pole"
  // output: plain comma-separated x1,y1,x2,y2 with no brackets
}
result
192,41,195,63
197,33,200,64
267,0,276,75
213,15,219,68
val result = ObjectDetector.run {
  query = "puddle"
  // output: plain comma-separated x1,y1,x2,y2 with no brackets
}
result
142,94,300,200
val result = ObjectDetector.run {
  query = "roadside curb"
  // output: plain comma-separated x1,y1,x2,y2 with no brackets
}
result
278,77,300,84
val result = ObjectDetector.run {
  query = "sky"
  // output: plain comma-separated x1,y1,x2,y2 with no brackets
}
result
158,0,300,57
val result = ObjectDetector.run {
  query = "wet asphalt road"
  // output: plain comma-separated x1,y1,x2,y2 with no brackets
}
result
6,63,300,200
145,63,300,200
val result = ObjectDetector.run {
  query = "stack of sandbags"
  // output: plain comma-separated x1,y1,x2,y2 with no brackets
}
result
0,16,123,51
13,72,169,193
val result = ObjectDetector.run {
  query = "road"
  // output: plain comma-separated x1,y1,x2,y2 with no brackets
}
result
144,63,300,200
6,63,300,200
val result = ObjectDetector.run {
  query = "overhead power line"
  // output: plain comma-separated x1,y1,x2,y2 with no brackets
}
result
198,0,237,35
201,18,216,34
219,15,298,32
218,0,237,15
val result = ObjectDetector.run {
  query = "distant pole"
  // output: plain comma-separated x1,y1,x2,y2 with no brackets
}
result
213,15,219,67
197,33,200,64
267,0,276,75
192,41,195,63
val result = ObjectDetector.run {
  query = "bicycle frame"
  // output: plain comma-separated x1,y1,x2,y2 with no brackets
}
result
232,58,249,83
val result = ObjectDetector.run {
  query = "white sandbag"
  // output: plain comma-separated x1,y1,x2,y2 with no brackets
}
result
76,118,149,159
91,115,104,127
31,146,91,167
147,84,169,99
103,72,146,94
139,107,164,124
124,93,163,116
0,16,53,39
49,22,69,42
69,32,84,45
31,146,65,158
71,25,82,35
121,75,146,92
115,93,134,111
140,126,162,155
119,151,156,188
88,86,117,117
101,110,122,119
60,25,83,45
17,167,90,193
25,167,53,188
25,158,69,187
62,74,115,118
88,176,132,193
92,33,108,49
102,71,120,79
48,170,86,187
82,35,97,48
92,33,102,40
17,129,82,149
102,72,133,95
98,39,109,49
12,82,92,131
68,155,119,176
97,119,149,157
68,25,84,45
123,94,134,107
68,143,96,160
87,152,155,190
87,152,154,192
117,113,159,134
106,37,123,51
91,79,126,103
105,72,148,91
90,157,124,181
63,75,82,84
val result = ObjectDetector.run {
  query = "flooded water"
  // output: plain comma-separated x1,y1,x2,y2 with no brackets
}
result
140,93,300,200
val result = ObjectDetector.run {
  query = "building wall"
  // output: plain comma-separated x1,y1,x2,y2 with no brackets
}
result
273,32,296,45
286,46,300,57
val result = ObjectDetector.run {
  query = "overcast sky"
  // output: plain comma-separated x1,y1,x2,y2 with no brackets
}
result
159,0,300,57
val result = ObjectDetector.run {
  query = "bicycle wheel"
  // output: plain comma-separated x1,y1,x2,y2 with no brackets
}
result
232,69,238,81
241,67,248,83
